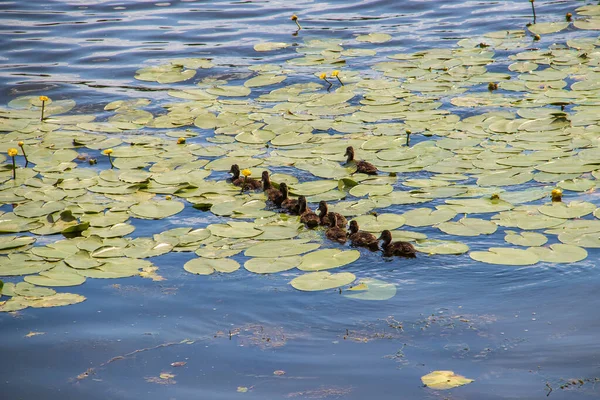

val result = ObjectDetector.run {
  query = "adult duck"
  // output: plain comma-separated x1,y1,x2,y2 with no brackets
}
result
378,230,416,258
326,213,347,244
318,201,347,228
348,220,379,251
345,146,377,175
298,196,319,228
229,164,261,190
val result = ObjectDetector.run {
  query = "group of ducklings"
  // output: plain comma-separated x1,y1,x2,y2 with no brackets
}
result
228,147,416,258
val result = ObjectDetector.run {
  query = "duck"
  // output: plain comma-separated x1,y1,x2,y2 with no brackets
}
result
318,201,347,228
275,182,299,212
326,212,347,244
262,171,282,202
229,164,261,190
298,196,319,229
378,230,416,258
345,146,378,175
348,220,379,251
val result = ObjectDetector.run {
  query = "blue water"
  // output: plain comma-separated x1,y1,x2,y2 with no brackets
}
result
2,0,600,399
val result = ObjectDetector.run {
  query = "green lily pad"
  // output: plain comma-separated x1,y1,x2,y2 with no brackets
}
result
297,249,360,272
290,180,339,196
183,257,240,275
244,239,320,257
413,239,469,255
470,247,539,265
209,222,263,239
437,217,497,236
24,266,87,287
244,256,301,274
527,244,587,263
504,231,547,246
352,213,406,232
290,271,356,292
538,201,596,219
344,278,397,301
402,208,457,227
14,282,56,297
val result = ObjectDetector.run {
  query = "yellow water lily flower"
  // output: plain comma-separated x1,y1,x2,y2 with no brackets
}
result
241,169,252,177
291,14,302,29
7,148,17,157
39,95,49,102
551,188,562,202
319,73,327,80
17,141,24,147
103,149,113,155
177,137,186,144
331,70,339,77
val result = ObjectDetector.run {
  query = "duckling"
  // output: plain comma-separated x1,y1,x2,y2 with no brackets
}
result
378,230,416,258
318,201,347,228
275,182,299,212
345,146,378,175
326,212,347,244
298,196,319,229
262,171,281,202
348,220,379,251
229,164,261,190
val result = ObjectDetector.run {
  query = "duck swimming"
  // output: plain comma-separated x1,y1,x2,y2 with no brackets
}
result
345,146,377,175
276,182,299,212
378,230,416,258
262,171,282,202
298,196,319,228
326,212,347,244
229,164,261,190
318,201,347,228
348,220,379,251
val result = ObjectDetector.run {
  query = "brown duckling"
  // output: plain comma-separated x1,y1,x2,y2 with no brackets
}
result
378,230,416,258
345,146,377,175
276,182,299,212
318,201,347,228
298,196,319,229
229,164,261,190
348,220,379,251
262,171,281,202
326,212,347,244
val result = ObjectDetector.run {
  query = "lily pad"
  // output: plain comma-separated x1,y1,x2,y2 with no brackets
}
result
244,256,301,274
527,244,587,263
290,271,356,292
244,240,320,257
470,247,539,266
421,370,474,390
184,257,240,275
297,249,360,271
437,217,497,236
413,239,469,255
402,208,457,227
352,213,406,232
344,278,397,301
504,231,547,246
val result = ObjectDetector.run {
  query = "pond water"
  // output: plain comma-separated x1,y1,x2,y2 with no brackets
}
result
2,0,600,399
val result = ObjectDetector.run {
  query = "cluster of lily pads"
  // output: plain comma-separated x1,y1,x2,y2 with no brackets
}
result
1,5,600,312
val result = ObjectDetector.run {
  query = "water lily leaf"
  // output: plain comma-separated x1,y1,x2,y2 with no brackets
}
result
504,231,547,246
349,184,393,197
244,256,301,274
558,178,595,192
14,282,56,297
329,200,377,216
290,271,356,292
129,200,185,220
244,240,320,257
78,259,147,278
344,278,396,301
352,213,406,232
527,244,587,263
184,257,240,275
0,236,36,251
64,250,104,269
402,208,456,227
298,249,360,271
470,247,539,265
421,370,474,390
244,74,286,88
538,201,595,219
493,210,565,230
290,180,339,196
28,293,86,308
255,224,301,240
209,222,263,238
206,85,251,97
356,32,392,43
413,239,469,255
24,267,87,287
83,223,135,238
441,198,514,214
437,217,497,236
13,201,65,218
254,42,290,52
0,297,30,312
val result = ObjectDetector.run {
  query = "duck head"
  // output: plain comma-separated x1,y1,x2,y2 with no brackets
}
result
344,146,355,162
318,201,328,218
349,220,359,234
261,171,271,189
378,229,392,245
229,164,240,179
297,195,307,213
327,212,338,228
279,182,289,198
